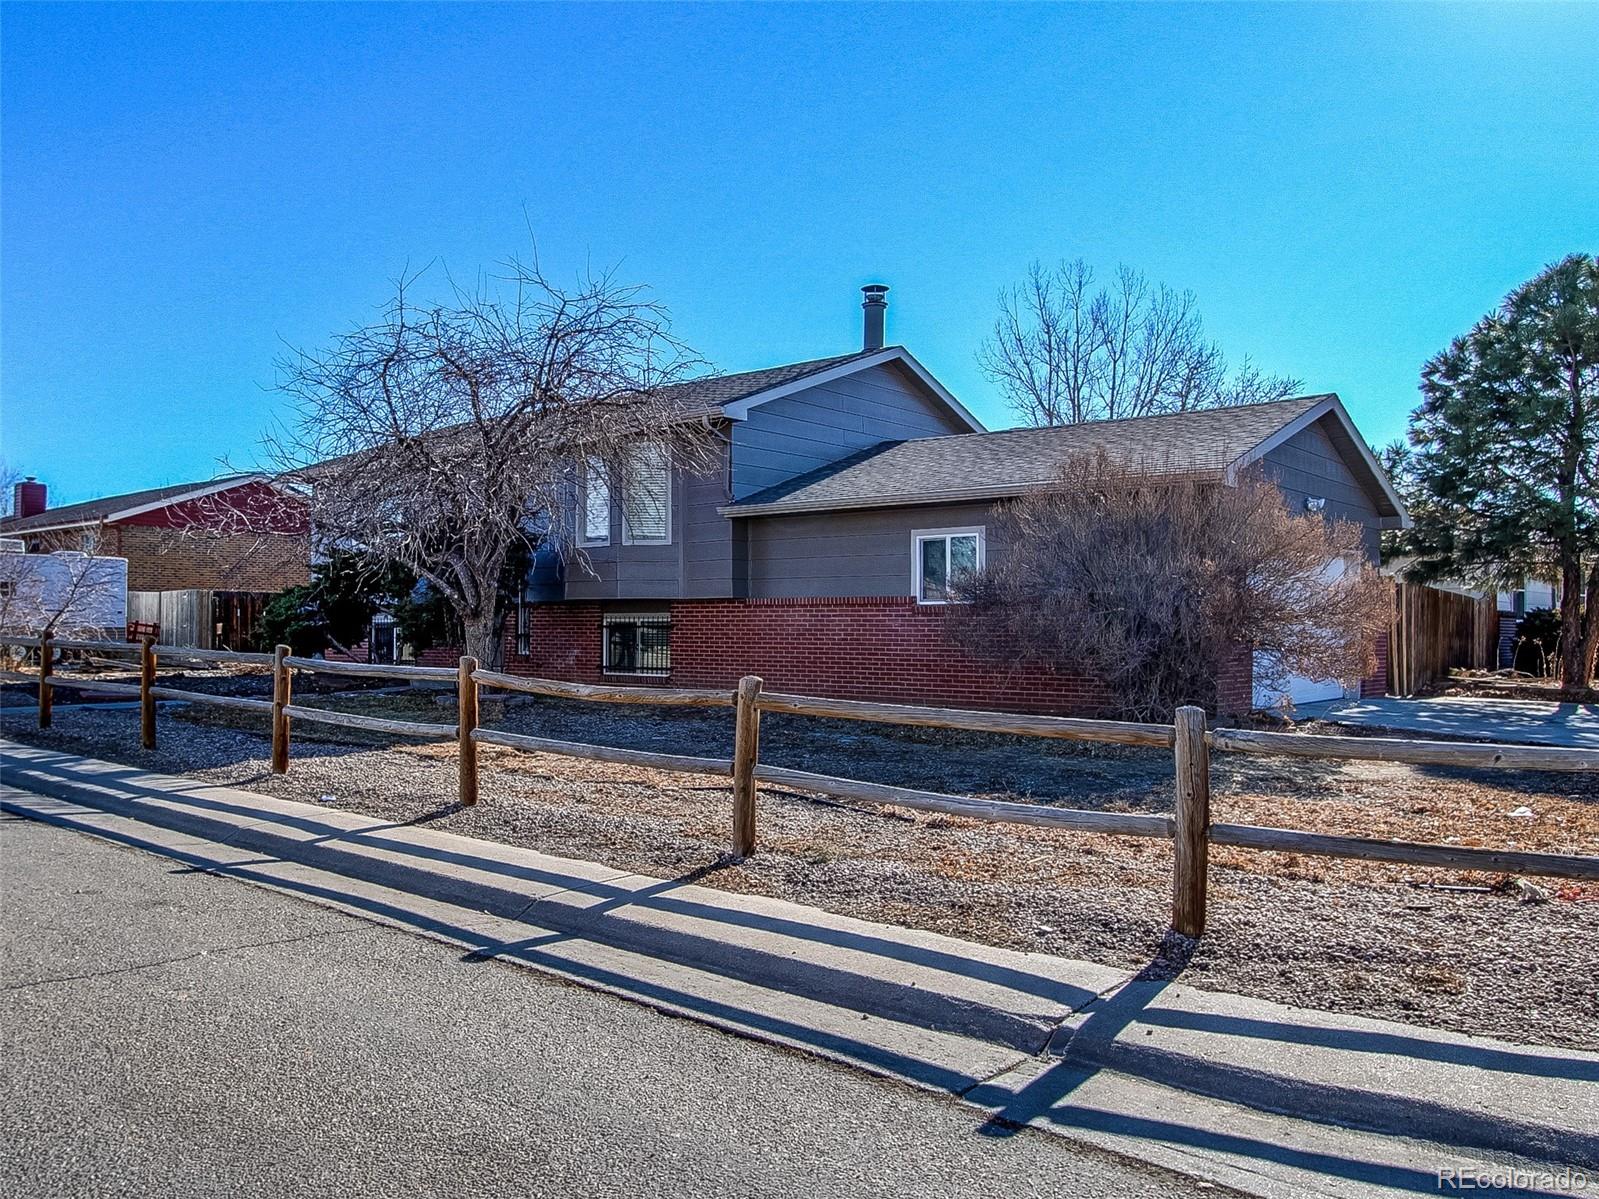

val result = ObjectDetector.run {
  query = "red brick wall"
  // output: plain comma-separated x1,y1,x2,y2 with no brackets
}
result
1362,631,1390,698
1214,646,1253,718
459,597,1266,718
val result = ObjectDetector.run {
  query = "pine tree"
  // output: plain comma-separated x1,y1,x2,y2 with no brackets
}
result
1404,254,1599,689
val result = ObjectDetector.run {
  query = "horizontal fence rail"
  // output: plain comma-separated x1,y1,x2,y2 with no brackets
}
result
282,703,456,740
753,763,1174,837
755,692,1174,747
472,725,734,776
149,686,274,714
1208,822,1599,882
3,633,1595,936
153,646,277,667
54,678,145,699
472,667,732,708
51,638,140,654
283,656,457,682
1210,727,1599,773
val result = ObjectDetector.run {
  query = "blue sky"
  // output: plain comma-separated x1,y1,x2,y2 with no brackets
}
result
3,2,1595,506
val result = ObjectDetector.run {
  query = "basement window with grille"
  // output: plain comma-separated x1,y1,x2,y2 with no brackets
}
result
603,613,671,676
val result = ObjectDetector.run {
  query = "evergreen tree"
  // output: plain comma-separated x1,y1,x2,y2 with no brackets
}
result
255,550,413,656
1403,254,1599,688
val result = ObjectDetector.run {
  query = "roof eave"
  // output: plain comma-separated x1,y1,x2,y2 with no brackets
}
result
716,347,986,433
721,482,1039,518
1226,394,1411,525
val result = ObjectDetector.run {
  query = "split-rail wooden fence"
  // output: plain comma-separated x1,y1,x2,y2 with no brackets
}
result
5,633,1597,937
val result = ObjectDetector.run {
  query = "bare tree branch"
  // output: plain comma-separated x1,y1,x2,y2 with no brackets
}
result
263,253,719,667
978,259,1303,426
946,455,1391,720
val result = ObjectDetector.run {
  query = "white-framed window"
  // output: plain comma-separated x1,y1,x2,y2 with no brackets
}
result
603,612,671,675
912,526,984,604
580,458,610,546
621,445,671,545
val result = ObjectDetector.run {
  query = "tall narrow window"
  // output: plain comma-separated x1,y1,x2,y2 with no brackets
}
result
913,527,984,604
622,445,671,545
581,458,610,546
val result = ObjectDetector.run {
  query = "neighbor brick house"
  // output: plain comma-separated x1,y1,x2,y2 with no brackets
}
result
1,474,310,593
429,287,1408,716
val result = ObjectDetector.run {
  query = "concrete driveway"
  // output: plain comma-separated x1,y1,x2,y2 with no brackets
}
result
1301,695,1599,749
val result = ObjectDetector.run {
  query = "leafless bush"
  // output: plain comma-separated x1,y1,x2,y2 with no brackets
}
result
0,548,126,648
947,455,1391,720
267,254,720,667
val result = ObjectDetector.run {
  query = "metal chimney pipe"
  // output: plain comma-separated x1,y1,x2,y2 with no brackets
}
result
861,284,889,351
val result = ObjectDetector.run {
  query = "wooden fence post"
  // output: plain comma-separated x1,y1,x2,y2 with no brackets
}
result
731,675,763,858
1172,704,1211,937
139,636,157,749
458,656,479,807
37,633,53,729
271,644,291,774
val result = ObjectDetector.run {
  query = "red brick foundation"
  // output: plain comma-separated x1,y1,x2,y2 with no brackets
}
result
1362,631,1390,698
440,597,1260,719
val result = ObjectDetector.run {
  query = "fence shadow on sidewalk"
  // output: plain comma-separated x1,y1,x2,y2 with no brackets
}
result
3,742,1595,1195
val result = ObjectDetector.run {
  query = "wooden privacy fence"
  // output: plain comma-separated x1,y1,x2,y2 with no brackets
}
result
5,635,1598,938
1389,581,1500,697
126,589,274,651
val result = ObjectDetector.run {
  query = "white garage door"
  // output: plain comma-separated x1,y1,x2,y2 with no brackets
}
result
1253,655,1346,710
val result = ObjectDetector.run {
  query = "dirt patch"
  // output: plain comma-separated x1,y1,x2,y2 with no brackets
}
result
3,693,1595,1053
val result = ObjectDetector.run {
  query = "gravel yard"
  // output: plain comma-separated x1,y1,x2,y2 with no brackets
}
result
3,669,1596,1053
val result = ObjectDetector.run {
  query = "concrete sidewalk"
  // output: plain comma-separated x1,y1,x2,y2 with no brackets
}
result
1302,695,1599,749
3,739,1595,1199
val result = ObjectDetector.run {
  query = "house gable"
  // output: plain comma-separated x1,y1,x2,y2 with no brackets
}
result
1232,396,1407,526
730,359,976,500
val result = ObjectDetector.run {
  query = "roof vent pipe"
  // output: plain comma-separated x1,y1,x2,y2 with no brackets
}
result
861,284,889,351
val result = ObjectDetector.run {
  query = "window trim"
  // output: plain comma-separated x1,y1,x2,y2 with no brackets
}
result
579,458,611,547
601,611,672,676
620,446,673,547
911,526,985,606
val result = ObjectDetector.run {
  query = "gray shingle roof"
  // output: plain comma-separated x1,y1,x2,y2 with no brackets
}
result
726,395,1336,515
656,350,882,419
0,475,260,534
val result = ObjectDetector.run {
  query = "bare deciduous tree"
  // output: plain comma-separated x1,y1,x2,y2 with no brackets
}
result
946,455,1391,720
0,547,126,642
978,260,1302,427
269,255,720,668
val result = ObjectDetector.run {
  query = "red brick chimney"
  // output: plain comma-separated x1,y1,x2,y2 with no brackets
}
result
13,477,46,518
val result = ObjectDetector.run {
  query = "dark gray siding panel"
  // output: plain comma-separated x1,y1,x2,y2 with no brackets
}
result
747,502,1002,599
682,450,737,598
562,441,736,601
730,361,971,499
1261,417,1382,560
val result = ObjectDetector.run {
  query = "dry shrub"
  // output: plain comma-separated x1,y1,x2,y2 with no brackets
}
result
948,453,1392,719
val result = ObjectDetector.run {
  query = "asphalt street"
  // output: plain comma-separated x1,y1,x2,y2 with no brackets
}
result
0,813,1206,1199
